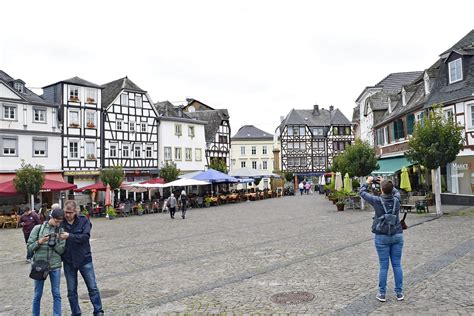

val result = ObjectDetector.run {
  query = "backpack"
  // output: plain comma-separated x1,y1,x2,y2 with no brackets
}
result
373,197,399,236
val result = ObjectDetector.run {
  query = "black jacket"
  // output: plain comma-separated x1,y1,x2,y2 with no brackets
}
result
61,215,93,268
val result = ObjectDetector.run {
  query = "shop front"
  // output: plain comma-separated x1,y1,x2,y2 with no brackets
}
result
442,155,474,204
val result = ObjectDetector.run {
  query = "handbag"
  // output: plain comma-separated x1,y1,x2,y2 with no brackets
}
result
29,224,50,280
400,212,408,230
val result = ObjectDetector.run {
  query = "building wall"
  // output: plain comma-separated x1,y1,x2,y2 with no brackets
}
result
230,139,274,172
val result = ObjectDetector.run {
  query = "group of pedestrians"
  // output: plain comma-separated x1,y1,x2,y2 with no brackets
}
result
298,180,313,195
165,190,188,219
24,200,104,316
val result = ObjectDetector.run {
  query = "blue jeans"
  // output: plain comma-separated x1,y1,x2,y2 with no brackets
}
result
63,261,103,316
374,233,404,295
32,268,61,316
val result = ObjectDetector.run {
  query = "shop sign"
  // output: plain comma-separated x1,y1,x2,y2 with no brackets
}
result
64,171,100,176
452,163,471,171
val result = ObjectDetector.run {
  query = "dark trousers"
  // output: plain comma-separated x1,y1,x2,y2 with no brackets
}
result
170,207,176,218
181,204,187,218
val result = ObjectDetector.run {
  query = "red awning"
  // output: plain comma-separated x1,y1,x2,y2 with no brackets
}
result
74,181,107,192
0,180,18,195
41,179,77,191
140,177,165,184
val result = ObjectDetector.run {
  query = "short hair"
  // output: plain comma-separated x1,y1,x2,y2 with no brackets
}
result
381,180,393,195
51,203,61,210
64,200,77,210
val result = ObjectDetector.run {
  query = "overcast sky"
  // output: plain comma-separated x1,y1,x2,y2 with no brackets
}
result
1,0,473,135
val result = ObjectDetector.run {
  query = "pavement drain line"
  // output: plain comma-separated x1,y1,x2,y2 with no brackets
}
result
335,238,474,315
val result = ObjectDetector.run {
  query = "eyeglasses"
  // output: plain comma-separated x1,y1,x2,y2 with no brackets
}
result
65,211,76,215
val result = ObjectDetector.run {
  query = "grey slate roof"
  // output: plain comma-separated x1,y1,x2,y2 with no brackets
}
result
42,76,102,89
351,106,360,124
440,30,474,56
278,106,351,132
232,125,273,140
0,70,57,106
155,101,189,118
375,71,423,93
101,77,146,108
187,109,230,144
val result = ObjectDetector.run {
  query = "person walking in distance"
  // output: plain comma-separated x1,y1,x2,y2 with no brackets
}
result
27,209,66,316
179,190,188,219
167,193,177,219
19,207,41,262
59,200,104,316
298,181,304,195
359,176,404,302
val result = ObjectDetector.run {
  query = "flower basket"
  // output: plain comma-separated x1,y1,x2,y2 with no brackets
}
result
69,97,80,102
69,123,80,128
86,97,95,103
87,122,96,128
86,154,96,160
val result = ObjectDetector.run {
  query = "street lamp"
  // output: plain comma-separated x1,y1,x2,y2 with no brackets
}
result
60,192,66,209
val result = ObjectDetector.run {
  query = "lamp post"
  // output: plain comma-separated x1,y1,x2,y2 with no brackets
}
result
60,192,66,209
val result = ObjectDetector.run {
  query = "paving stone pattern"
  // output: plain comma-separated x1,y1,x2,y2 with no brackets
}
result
0,195,472,315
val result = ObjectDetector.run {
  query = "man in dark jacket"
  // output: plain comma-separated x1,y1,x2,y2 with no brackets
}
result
60,200,104,316
19,207,40,262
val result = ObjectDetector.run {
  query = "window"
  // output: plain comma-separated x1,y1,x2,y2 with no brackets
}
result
299,127,305,136
69,110,79,126
333,126,339,135
110,144,117,157
85,142,95,159
120,94,128,105
69,86,79,101
468,104,474,129
312,128,323,136
134,145,141,158
146,146,152,158
69,141,79,158
407,114,415,135
174,147,182,160
444,108,454,121
141,123,147,132
393,119,405,140
2,137,18,156
3,105,16,120
129,121,135,132
448,58,463,83
86,111,95,128
117,121,122,130
14,81,24,93
33,108,46,123
135,95,143,107
240,146,246,155
86,88,97,103
251,146,256,155
123,145,130,158
241,161,246,168
415,111,424,127
345,126,351,135
252,161,257,169
262,146,267,155
33,139,47,156
262,161,268,169
287,127,293,136
195,148,202,161
185,148,192,161
376,128,385,145
164,147,172,161
219,135,227,143
175,124,182,136
188,126,195,137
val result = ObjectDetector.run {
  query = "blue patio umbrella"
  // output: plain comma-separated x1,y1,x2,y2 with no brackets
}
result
192,168,238,183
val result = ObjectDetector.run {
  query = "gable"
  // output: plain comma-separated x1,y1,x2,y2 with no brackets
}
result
446,51,463,64
0,82,22,100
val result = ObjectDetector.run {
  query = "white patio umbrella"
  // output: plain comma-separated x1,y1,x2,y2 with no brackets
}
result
335,172,343,191
164,178,210,187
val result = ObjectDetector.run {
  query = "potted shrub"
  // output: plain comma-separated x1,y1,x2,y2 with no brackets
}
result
86,97,95,103
204,196,212,207
137,203,144,216
87,122,96,128
336,200,345,211
81,209,90,219
106,207,117,220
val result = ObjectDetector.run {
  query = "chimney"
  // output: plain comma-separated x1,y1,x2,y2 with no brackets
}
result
329,105,334,111
313,104,320,115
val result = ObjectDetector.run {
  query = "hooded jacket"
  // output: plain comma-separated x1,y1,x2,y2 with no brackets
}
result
27,223,65,269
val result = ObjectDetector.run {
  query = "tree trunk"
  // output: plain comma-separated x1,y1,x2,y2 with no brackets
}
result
359,176,365,210
432,168,442,215
30,194,35,212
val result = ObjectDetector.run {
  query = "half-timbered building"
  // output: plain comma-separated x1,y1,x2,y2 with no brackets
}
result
42,77,103,189
182,98,231,168
101,77,159,183
277,105,353,175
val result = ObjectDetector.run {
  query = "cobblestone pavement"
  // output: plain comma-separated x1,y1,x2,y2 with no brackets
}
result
0,194,472,315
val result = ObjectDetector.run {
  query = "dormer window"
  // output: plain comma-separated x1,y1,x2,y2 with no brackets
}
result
424,72,431,95
13,81,25,93
69,86,80,102
448,58,463,83
388,98,392,114
401,88,407,106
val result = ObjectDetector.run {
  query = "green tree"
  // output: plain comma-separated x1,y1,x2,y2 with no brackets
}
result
14,161,45,210
159,161,180,182
209,159,228,173
333,139,378,177
284,171,293,182
406,105,464,214
100,165,124,190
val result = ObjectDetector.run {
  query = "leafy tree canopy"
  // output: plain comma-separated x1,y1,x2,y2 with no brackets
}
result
159,161,180,182
100,165,124,190
332,139,378,177
209,159,228,174
406,105,464,170
284,171,294,182
14,161,45,197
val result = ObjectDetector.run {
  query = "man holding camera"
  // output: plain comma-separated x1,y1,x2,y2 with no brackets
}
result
27,209,66,316
359,176,404,303
60,200,104,316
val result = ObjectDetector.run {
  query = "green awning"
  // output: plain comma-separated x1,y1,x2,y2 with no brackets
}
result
373,157,411,175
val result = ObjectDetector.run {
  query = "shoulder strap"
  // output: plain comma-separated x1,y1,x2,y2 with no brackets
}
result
380,197,398,215
379,197,389,214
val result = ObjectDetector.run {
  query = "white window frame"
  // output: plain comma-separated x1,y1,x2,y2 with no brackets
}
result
1,136,18,156
129,121,135,132
251,146,256,155
3,104,17,120
69,140,79,159
109,144,118,158
146,146,153,158
164,147,172,161
123,144,130,158
467,103,474,130
141,123,147,132
69,110,80,126
134,145,141,158
448,58,463,84
86,111,96,128
241,161,246,168
188,125,195,137
120,94,129,106
252,161,257,169
116,121,122,130
33,107,47,123
185,148,192,161
287,127,293,136
240,146,245,155
175,124,182,136
415,111,424,123
262,146,267,155
85,141,96,160
33,138,47,157
262,161,267,170
86,88,97,103
69,86,80,102
195,148,202,161
174,147,182,161
135,95,143,107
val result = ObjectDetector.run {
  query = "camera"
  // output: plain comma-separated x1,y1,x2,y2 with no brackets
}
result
372,176,382,184
47,228,60,247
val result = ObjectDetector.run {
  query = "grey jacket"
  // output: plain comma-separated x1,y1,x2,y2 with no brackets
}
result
27,223,66,269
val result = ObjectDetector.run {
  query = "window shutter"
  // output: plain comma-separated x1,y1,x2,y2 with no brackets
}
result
407,114,415,134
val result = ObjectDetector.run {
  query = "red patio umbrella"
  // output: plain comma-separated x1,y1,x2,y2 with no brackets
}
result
41,179,77,191
139,178,165,184
0,180,18,195
74,181,107,192
105,184,112,206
